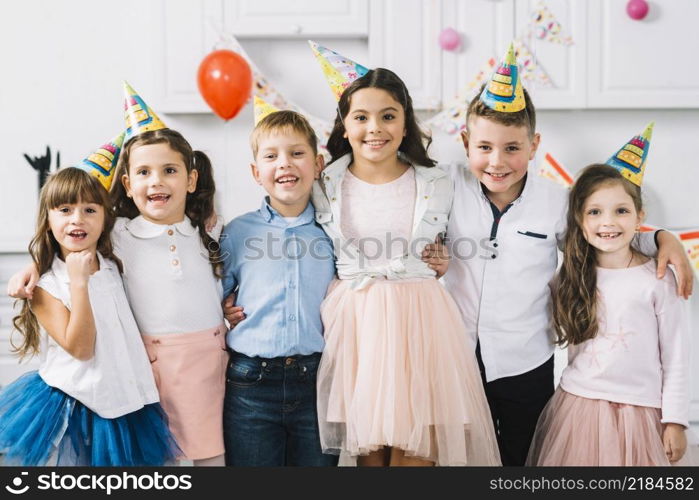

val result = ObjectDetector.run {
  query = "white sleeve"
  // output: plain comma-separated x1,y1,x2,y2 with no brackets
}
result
36,273,70,310
655,273,691,428
207,215,224,241
635,230,660,257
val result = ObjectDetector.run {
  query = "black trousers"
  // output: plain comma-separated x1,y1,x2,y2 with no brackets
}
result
476,345,554,466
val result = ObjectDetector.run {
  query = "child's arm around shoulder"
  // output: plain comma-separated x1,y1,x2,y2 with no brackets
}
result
32,251,97,361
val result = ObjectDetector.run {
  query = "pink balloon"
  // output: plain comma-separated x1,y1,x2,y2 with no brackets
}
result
438,28,461,51
626,0,649,20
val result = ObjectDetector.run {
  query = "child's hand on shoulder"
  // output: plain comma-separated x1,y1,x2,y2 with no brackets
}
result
223,293,246,329
66,250,94,286
662,423,687,463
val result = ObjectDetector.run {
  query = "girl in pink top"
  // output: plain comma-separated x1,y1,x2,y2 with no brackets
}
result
527,164,691,465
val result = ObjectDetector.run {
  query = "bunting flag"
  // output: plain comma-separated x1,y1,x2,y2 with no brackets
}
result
678,230,699,282
424,57,495,137
639,224,660,233
513,38,553,87
528,0,574,46
537,152,574,188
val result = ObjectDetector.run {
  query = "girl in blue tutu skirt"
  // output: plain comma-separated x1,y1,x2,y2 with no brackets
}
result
0,167,179,466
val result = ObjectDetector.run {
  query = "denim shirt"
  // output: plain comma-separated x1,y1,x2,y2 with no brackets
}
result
220,198,336,358
311,154,454,289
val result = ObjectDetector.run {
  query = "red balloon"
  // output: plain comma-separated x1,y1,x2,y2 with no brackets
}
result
197,50,252,121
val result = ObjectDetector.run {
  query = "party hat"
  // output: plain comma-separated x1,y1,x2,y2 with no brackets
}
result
123,81,167,141
308,40,369,101
605,122,654,187
76,132,125,191
253,95,281,125
479,43,526,112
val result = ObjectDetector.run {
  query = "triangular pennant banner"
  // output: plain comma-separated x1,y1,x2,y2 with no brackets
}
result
678,230,699,282
537,152,574,188
528,1,574,45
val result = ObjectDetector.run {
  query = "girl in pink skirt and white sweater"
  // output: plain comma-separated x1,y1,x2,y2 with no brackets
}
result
527,162,691,466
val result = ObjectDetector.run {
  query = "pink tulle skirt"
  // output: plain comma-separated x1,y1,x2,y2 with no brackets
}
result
527,387,694,466
317,278,501,466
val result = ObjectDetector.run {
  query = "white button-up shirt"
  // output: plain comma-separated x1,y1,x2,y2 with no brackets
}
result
312,154,453,289
443,164,568,382
37,253,160,418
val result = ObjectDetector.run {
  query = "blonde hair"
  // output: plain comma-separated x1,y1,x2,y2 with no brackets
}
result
12,167,120,359
250,110,318,158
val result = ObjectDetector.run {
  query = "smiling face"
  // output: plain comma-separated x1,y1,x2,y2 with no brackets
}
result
121,142,197,225
251,129,323,217
463,116,540,207
581,182,643,265
48,201,105,259
342,87,406,168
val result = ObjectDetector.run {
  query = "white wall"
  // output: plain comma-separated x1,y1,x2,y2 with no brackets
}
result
1,1,697,426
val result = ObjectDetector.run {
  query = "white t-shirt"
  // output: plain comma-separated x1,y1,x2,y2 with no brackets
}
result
112,216,224,335
37,253,160,418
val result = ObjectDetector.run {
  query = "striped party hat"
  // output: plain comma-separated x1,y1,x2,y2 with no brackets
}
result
606,122,654,187
479,42,526,113
123,81,167,141
76,132,125,191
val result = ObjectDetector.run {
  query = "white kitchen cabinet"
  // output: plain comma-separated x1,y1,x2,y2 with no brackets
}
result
369,0,443,110
153,0,699,113
223,0,368,38
440,0,515,107
153,0,222,113
587,0,699,108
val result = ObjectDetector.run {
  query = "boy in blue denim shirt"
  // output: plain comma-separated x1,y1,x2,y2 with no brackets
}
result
219,110,337,466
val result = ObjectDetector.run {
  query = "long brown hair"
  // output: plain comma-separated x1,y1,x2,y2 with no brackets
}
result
326,68,436,167
12,167,120,359
111,129,221,276
552,164,644,346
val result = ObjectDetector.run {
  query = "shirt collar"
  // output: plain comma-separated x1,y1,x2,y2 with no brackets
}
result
125,215,198,239
477,171,531,207
259,196,315,226
51,252,113,284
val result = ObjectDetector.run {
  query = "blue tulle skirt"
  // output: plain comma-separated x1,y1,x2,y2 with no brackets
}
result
0,371,180,466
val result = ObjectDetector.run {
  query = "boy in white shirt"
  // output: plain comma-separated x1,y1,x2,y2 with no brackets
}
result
442,45,693,465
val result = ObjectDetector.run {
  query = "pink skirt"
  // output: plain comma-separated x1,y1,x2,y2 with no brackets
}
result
142,325,229,460
317,278,501,466
527,387,693,466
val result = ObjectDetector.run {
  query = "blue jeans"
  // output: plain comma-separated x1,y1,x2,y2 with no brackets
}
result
223,351,337,466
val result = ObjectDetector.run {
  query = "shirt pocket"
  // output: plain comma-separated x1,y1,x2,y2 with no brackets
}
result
516,229,549,240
